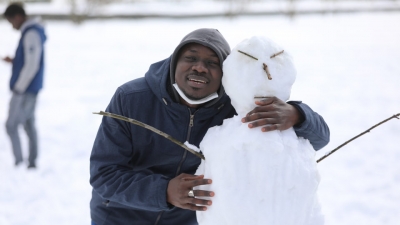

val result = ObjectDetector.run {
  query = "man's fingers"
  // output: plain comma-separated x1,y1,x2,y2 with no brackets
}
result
247,118,278,129
192,189,214,197
243,112,277,124
243,111,276,122
191,178,212,187
241,96,297,131
242,112,276,123
188,196,212,206
247,121,281,131
244,116,283,131
168,174,215,211
244,104,277,118
178,191,213,211
183,196,213,211
185,203,208,211
261,124,280,132
182,174,204,181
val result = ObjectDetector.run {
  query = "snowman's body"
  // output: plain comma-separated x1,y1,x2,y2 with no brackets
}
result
195,36,324,225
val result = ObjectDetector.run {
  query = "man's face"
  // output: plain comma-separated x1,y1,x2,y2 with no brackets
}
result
175,43,222,105
6,15,24,30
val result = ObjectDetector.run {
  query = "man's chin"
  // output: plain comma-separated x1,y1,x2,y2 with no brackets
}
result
183,91,208,101
186,95,206,101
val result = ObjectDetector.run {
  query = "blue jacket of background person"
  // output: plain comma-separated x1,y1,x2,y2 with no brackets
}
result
89,52,330,224
10,22,46,94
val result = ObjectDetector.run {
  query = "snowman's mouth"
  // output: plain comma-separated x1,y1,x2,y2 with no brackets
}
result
254,96,268,98
188,78,208,84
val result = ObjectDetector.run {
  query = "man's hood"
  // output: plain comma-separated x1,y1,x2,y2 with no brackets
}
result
169,28,231,107
20,16,44,32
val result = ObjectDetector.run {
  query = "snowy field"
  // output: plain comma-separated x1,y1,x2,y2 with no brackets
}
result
1,12,400,225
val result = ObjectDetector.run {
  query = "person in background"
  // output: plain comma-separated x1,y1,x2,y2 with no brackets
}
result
2,3,47,168
89,28,330,225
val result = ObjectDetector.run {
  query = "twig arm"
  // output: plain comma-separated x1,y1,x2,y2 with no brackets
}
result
317,113,400,163
93,111,205,160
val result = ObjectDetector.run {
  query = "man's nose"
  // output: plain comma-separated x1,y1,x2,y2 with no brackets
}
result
192,61,208,73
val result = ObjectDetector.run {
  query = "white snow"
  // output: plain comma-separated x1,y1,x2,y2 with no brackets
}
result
185,141,201,153
195,36,323,225
196,118,323,225
0,9,400,225
223,36,297,116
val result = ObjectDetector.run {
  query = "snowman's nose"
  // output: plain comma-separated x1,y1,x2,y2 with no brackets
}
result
263,63,272,80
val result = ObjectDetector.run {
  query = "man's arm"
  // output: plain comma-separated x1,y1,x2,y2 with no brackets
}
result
90,88,172,211
2,56,13,63
287,100,330,150
13,30,42,93
241,97,330,150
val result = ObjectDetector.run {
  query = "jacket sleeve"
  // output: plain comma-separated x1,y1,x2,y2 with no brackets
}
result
287,101,330,150
90,88,172,211
14,30,42,93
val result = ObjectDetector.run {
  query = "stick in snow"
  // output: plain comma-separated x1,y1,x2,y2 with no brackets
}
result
317,113,400,163
93,111,205,160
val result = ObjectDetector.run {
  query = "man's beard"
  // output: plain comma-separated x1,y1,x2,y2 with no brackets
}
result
181,88,205,101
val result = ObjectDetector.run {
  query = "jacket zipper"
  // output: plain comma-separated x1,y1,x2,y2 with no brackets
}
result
175,109,195,176
154,211,164,225
154,109,195,225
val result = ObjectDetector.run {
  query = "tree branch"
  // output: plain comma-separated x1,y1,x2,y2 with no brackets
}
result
317,113,400,163
93,111,205,160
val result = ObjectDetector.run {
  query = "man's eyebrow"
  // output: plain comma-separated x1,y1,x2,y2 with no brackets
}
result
209,53,219,59
188,49,198,53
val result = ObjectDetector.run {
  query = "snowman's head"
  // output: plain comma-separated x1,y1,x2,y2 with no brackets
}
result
222,36,296,116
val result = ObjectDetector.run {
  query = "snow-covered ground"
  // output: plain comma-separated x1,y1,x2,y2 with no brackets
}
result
0,11,400,225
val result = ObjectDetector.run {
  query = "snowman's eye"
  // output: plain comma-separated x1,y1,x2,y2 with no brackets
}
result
270,50,284,59
238,50,258,60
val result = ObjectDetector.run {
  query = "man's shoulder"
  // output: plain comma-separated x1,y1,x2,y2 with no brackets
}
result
22,24,46,43
117,77,151,96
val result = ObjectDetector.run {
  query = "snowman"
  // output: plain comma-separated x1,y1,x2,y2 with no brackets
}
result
195,36,324,225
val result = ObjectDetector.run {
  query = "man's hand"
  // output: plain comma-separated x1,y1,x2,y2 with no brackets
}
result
2,56,13,63
167,173,214,211
241,96,304,132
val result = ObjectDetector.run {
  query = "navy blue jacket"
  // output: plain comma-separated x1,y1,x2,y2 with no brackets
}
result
90,57,330,225
11,23,46,94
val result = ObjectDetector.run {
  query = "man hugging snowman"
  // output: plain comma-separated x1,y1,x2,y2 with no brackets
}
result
89,28,330,225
